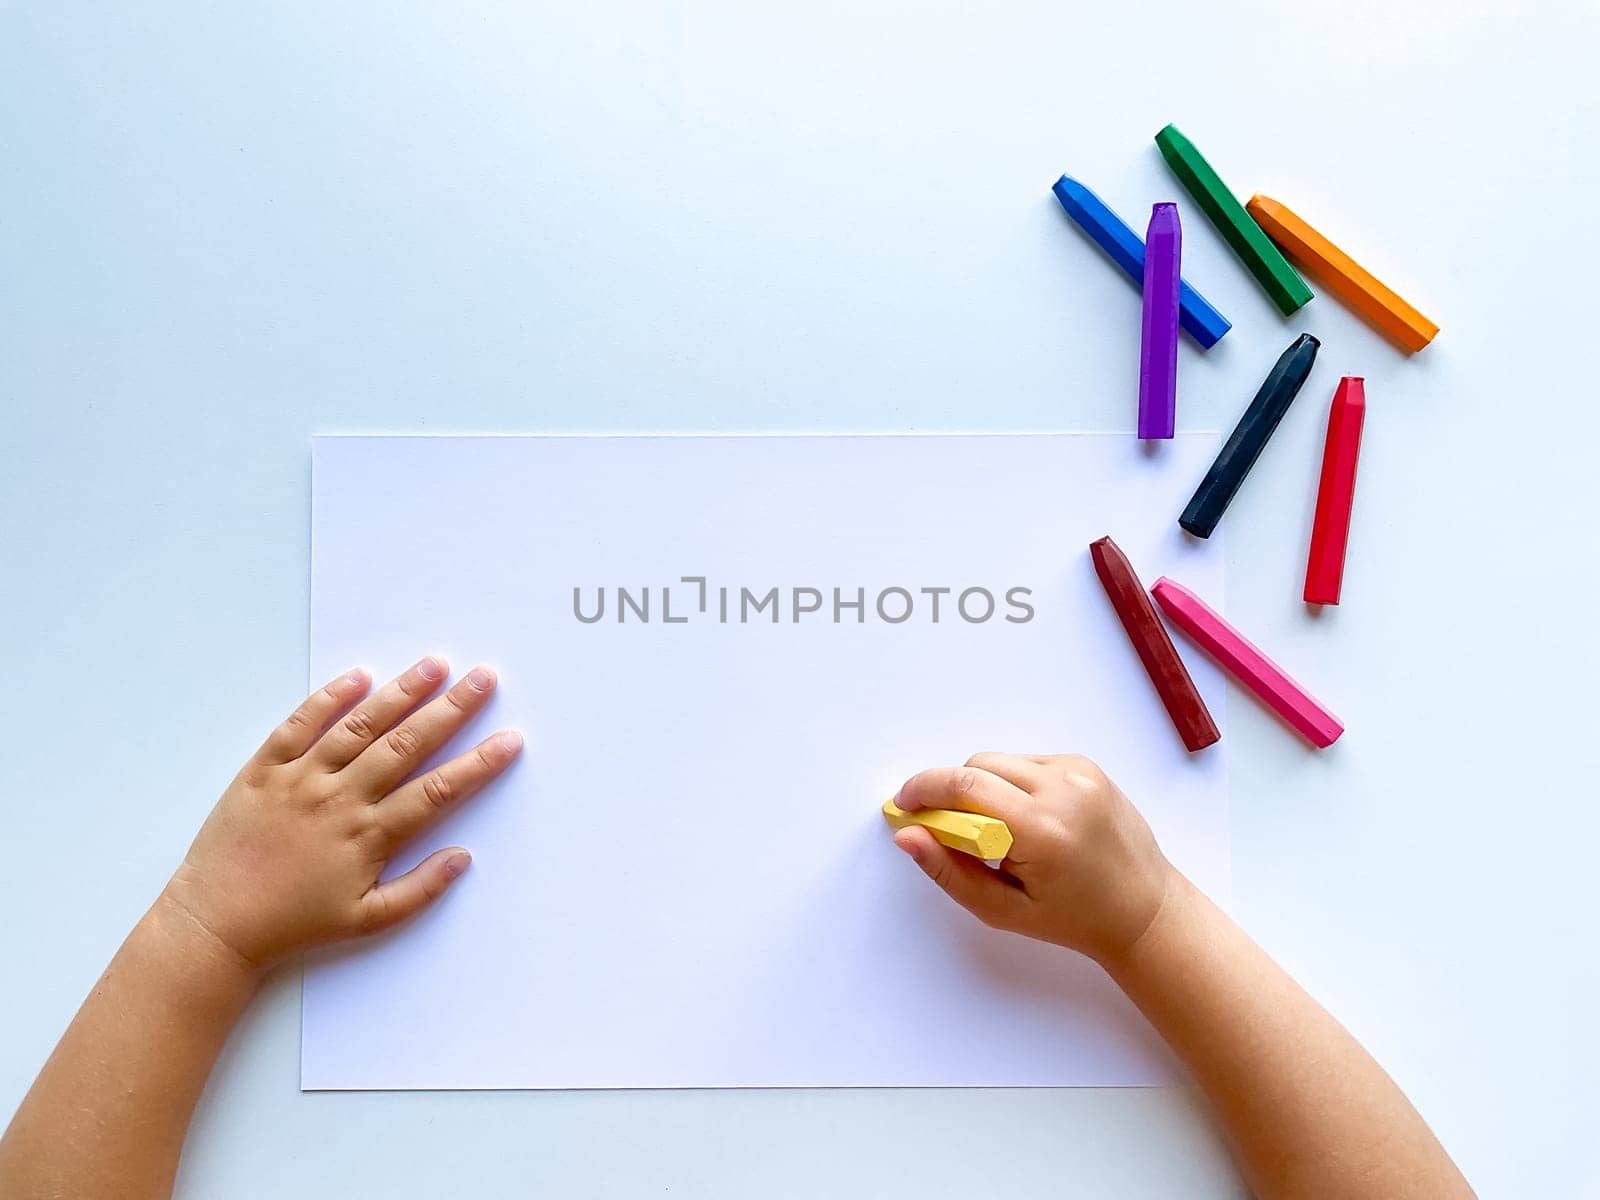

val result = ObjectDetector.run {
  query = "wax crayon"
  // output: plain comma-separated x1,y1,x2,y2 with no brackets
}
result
1139,203,1181,440
1304,377,1366,605
1180,333,1320,539
1154,125,1313,315
1051,175,1231,349
1151,577,1344,748
1247,194,1439,353
882,799,1014,860
1089,536,1220,753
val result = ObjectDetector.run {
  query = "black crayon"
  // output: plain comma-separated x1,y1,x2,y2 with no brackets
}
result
1179,333,1320,539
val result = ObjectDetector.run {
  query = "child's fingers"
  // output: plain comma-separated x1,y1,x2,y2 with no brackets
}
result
311,656,449,770
962,751,1048,792
356,847,473,936
254,668,371,765
894,765,1034,829
349,667,498,793
893,828,1029,931
375,729,523,850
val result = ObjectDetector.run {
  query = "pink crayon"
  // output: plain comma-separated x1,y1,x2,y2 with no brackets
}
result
1151,576,1344,748
1138,203,1181,439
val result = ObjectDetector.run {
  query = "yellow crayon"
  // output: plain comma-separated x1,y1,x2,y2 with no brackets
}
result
881,799,1013,861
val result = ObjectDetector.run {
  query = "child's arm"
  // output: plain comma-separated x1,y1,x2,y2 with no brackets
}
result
0,658,522,1200
892,754,1473,1200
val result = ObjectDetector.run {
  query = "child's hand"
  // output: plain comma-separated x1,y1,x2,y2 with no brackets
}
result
891,754,1173,966
159,657,523,970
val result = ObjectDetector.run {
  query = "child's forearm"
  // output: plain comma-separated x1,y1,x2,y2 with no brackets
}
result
1104,873,1473,1200
2,662,518,1196
0,893,260,1200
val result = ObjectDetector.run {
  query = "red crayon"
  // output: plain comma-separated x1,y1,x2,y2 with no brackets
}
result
1304,377,1366,605
1089,536,1220,753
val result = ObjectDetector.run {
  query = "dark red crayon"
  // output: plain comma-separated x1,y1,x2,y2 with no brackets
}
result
1089,535,1220,752
1304,376,1366,605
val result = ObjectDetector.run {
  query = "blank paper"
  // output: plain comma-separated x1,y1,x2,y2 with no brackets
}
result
303,434,1228,1089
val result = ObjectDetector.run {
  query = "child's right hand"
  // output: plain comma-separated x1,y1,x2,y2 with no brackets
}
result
891,754,1175,967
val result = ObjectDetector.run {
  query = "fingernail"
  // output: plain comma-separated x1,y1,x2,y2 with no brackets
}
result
418,656,446,681
345,667,369,687
444,851,472,878
496,729,524,755
467,666,495,690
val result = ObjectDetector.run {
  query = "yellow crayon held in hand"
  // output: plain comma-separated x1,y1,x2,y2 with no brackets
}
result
881,798,1013,861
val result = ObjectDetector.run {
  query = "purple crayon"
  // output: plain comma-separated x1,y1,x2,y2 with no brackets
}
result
1138,203,1181,440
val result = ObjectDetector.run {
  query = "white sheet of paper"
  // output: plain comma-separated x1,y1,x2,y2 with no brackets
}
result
303,434,1228,1089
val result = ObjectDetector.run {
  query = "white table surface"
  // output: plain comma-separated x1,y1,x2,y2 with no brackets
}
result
3,3,1596,1196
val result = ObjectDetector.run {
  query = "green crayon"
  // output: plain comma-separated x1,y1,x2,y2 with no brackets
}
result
1155,124,1314,315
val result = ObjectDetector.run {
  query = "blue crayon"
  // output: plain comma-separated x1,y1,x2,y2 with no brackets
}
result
1052,175,1231,349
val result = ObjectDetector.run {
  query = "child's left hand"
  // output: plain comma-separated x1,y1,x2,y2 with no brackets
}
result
158,656,523,970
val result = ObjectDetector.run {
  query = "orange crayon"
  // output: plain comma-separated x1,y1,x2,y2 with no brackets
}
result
1246,194,1439,353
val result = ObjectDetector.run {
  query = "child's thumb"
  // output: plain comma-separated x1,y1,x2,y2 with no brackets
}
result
893,828,1026,932
357,848,472,936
